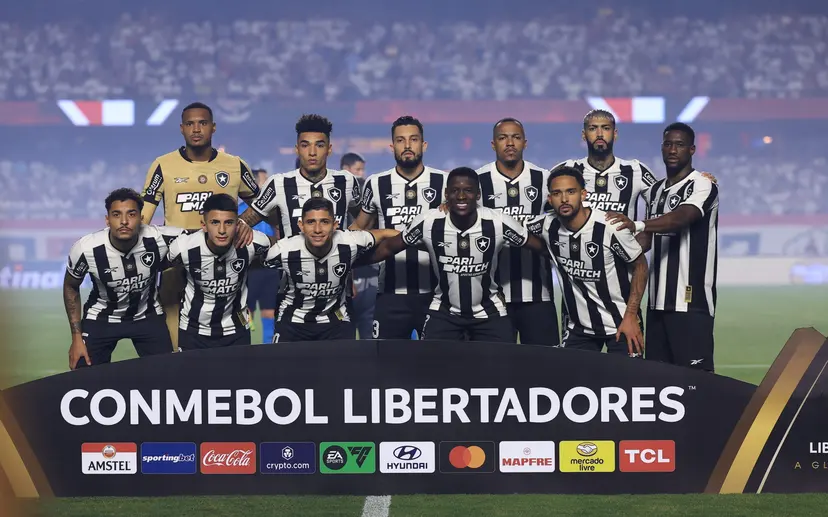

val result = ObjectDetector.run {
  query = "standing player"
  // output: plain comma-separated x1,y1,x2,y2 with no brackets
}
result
350,116,447,339
141,102,260,351
364,167,550,342
341,152,378,340
608,123,719,371
476,118,557,345
64,188,185,369
263,198,398,342
238,168,280,344
168,194,271,350
238,114,361,241
528,167,648,356
553,110,657,240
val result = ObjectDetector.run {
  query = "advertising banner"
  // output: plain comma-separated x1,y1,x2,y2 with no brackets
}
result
1,332,827,496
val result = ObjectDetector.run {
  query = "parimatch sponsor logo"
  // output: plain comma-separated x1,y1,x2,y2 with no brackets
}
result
176,191,212,212
559,441,615,472
319,442,375,474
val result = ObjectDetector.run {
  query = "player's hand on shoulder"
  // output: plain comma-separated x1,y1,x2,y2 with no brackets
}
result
605,211,635,232
699,171,718,184
235,219,254,247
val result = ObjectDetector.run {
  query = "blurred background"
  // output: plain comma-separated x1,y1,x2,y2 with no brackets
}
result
0,0,825,388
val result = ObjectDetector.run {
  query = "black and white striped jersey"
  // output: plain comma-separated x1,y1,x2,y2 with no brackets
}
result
360,166,447,295
249,168,361,238
402,207,529,319
554,157,657,220
168,230,271,336
645,170,719,316
262,230,376,323
528,209,643,336
476,160,554,303
66,225,185,323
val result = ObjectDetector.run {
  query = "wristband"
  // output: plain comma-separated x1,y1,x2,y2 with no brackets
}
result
634,221,646,233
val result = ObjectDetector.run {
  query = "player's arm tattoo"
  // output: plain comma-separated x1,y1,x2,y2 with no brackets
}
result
643,205,702,234
625,254,649,316
63,272,84,336
239,206,264,228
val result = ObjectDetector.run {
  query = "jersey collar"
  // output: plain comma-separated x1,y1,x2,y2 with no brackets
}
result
178,146,219,163
493,160,530,183
296,168,330,186
445,210,482,237
581,156,620,176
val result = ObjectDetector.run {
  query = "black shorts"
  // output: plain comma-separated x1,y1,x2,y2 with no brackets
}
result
274,321,355,343
77,316,172,369
646,309,715,372
421,310,514,343
561,326,638,356
372,293,432,339
506,301,560,346
246,268,281,312
178,328,251,350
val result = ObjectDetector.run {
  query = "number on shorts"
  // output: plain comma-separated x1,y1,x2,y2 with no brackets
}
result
272,333,280,344
421,314,430,340
371,320,379,339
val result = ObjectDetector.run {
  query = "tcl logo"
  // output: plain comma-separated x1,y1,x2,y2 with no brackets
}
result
619,440,675,472
200,442,256,474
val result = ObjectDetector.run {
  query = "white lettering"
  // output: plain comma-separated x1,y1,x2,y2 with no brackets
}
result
60,389,89,426
443,388,471,424
236,389,262,425
470,388,499,423
601,387,629,422
264,388,301,425
305,389,327,424
494,387,526,423
207,390,232,424
385,388,412,424
658,386,686,422
632,387,656,422
414,388,438,424
529,387,560,423
562,387,599,423
90,389,126,426
344,388,367,424
129,390,160,425
166,389,202,424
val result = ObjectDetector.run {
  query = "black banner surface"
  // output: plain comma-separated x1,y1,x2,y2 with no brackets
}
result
1,336,826,496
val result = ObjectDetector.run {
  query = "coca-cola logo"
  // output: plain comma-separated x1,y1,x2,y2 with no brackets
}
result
200,442,256,474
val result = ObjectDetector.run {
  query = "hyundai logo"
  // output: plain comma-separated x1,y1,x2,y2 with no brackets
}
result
393,445,422,461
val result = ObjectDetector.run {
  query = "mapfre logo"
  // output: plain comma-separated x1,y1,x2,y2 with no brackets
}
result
200,442,256,474
619,440,676,472
176,192,212,212
498,441,556,473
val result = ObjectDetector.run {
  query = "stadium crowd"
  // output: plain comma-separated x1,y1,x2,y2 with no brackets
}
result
1,12,827,101
1,155,825,220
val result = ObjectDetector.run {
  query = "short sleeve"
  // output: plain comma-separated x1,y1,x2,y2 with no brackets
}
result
525,215,546,236
348,230,376,260
250,175,279,216
639,162,658,201
157,225,186,245
680,178,718,215
501,213,529,247
251,230,271,260
609,227,643,263
262,241,284,269
360,177,378,214
239,158,260,200
141,160,164,205
401,212,427,246
66,239,90,279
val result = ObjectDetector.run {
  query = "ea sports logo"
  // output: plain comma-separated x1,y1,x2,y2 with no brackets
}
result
448,445,486,469
102,444,117,459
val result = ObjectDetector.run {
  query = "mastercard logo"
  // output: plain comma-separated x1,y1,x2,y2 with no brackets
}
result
448,446,486,469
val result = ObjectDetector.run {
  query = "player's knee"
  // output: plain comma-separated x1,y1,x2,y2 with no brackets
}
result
261,309,275,319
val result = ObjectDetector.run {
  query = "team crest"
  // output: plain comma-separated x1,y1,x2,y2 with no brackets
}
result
668,194,681,210
328,187,342,202
507,187,519,198
585,241,600,259
596,177,607,188
421,187,437,203
140,252,155,267
215,171,230,187
459,239,469,250
332,262,347,278
614,176,628,190
231,259,245,273
405,189,416,200
317,267,326,275
475,236,492,253
524,185,539,202
311,190,322,198
571,242,580,252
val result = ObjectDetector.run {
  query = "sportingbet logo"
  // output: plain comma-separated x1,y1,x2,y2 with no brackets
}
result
176,192,212,212
499,441,556,473
82,442,137,474
559,441,616,473
200,442,256,474
319,442,376,474
619,440,676,472
141,442,197,474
